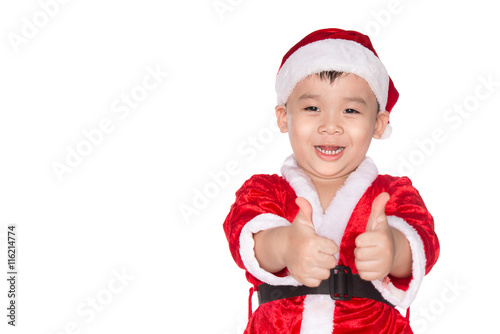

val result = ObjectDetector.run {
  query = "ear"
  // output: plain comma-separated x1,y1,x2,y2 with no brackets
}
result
275,105,288,133
373,111,390,139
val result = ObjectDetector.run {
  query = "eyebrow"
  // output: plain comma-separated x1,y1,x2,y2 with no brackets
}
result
343,96,367,104
298,94,368,104
298,94,321,100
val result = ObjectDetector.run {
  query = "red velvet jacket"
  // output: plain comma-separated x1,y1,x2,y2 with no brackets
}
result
223,156,439,333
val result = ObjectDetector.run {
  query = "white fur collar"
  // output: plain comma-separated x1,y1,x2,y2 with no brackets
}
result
280,155,378,251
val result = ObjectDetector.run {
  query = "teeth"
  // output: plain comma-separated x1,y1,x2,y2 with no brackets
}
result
315,146,345,155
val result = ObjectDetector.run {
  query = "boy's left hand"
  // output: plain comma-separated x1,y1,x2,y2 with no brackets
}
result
354,192,395,281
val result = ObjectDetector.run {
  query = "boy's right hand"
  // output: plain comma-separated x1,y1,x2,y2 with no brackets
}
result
284,197,339,287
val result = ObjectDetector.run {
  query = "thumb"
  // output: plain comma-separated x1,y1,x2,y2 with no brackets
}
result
366,192,390,232
294,197,314,229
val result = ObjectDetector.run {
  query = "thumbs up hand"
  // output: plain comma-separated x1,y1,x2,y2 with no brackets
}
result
365,192,391,233
293,197,316,230
354,192,395,281
284,197,339,287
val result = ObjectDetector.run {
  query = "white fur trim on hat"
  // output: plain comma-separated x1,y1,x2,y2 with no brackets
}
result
275,39,390,112
380,123,392,140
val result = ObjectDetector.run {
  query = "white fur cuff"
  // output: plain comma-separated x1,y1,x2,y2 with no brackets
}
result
239,213,301,286
371,215,427,309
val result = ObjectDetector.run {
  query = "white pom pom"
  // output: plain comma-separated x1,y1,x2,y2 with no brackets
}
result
380,123,392,140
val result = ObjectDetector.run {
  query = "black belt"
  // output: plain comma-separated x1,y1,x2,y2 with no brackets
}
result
257,266,395,308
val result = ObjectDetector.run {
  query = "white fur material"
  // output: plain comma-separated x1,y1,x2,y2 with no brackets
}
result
371,215,427,309
275,39,389,111
380,123,392,140
300,295,335,334
239,213,301,286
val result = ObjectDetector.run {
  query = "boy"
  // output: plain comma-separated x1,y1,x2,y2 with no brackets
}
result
223,28,439,333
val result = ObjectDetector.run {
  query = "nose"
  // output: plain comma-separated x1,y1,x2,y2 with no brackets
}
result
318,112,343,135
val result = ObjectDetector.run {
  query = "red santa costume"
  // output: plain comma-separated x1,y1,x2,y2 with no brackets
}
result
223,29,439,333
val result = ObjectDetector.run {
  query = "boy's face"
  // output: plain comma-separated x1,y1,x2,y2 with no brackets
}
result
276,73,389,183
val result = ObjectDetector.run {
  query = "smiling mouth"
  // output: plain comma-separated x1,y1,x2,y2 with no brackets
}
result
315,145,345,155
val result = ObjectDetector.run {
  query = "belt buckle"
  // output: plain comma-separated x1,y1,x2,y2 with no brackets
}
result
329,265,353,301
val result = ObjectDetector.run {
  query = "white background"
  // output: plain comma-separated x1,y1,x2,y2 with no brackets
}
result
0,0,498,333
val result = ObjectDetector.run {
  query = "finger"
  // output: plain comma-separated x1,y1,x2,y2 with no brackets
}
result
355,259,378,272
366,192,390,232
303,268,332,287
355,259,381,280
302,278,323,288
315,252,337,269
355,231,376,248
354,246,379,262
295,197,314,228
317,237,339,255
358,270,381,282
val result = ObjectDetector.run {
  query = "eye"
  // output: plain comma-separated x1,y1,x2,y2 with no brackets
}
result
305,106,320,112
344,108,360,114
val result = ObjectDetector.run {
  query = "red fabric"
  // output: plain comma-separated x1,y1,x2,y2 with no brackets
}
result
245,297,305,334
338,175,439,288
223,173,439,333
333,298,411,333
276,28,399,113
223,174,298,287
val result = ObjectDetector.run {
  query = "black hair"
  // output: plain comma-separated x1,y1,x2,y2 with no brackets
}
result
317,70,344,84
316,70,381,112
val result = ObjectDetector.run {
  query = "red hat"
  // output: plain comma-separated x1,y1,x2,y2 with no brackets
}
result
275,28,399,137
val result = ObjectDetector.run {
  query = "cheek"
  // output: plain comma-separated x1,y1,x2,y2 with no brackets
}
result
349,120,374,145
288,115,315,142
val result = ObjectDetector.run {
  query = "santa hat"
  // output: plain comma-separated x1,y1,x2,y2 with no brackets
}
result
275,28,399,138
